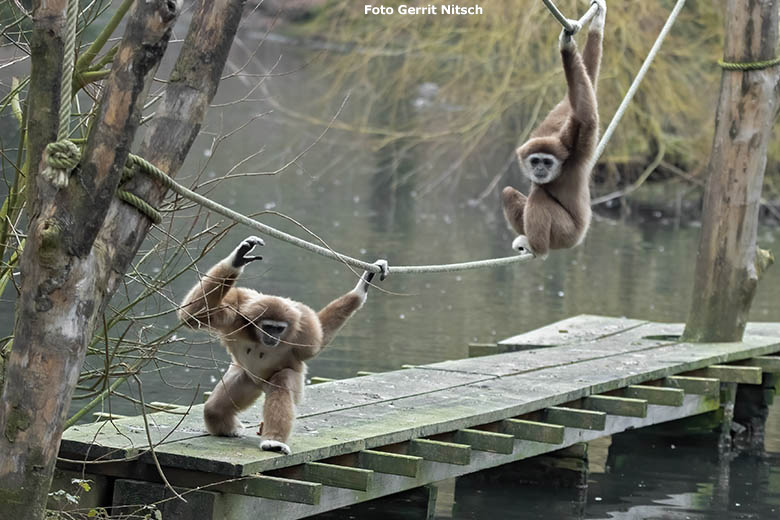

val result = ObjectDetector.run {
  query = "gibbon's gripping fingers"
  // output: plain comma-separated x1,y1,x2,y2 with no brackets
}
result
559,27,577,51
359,259,389,290
590,0,606,31
231,236,265,268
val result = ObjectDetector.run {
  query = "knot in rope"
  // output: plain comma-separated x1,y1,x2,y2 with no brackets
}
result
42,140,81,188
718,56,780,71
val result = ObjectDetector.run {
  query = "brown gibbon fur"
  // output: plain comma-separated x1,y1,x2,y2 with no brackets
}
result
502,1,605,258
178,236,387,455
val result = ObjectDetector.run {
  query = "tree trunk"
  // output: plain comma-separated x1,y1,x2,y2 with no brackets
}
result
0,1,246,518
682,0,779,342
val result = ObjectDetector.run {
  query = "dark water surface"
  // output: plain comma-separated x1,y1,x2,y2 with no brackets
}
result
2,20,780,519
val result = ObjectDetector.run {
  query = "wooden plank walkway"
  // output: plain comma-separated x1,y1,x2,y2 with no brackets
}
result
58,315,780,519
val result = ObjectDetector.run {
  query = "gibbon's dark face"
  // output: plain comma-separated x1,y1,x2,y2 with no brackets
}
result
255,319,289,347
521,152,562,184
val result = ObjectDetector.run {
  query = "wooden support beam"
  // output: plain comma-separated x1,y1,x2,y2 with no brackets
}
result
741,357,780,374
356,371,376,377
665,375,720,395
583,395,648,418
303,462,373,492
501,419,565,444
454,429,514,454
703,365,762,384
149,401,179,411
409,439,471,465
92,412,130,421
215,474,322,505
545,406,606,430
358,450,422,478
625,385,684,406
310,377,335,385
468,343,499,358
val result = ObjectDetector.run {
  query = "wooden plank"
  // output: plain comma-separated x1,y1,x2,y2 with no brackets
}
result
664,375,720,395
740,356,780,373
501,419,564,444
358,450,422,478
702,365,762,384
498,315,648,347
409,439,471,465
303,462,373,492
545,407,606,430
625,385,684,406
453,429,514,454
310,377,336,385
583,395,648,418
214,474,321,505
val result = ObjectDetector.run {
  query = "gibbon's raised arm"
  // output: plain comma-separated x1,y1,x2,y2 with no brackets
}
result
178,236,264,332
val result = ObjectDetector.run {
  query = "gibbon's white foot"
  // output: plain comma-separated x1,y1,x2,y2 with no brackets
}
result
229,236,265,268
590,0,606,32
512,235,544,258
261,439,292,455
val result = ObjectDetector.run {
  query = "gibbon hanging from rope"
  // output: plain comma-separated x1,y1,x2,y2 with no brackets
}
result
502,0,606,258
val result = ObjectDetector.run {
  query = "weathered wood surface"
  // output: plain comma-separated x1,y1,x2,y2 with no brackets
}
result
217,393,720,520
59,316,780,479
498,315,646,347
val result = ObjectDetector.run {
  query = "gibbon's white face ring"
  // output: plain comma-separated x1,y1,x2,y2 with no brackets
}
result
259,319,288,348
523,153,561,185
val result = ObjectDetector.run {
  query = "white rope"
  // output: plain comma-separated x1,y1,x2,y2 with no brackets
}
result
164,175,533,274
592,0,688,165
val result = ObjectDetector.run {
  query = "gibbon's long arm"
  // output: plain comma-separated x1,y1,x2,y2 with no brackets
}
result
582,1,605,88
178,236,264,332
308,260,389,355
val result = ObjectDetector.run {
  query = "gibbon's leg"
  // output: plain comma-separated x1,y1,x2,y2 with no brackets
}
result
179,236,264,330
517,203,552,258
501,187,528,235
582,0,606,90
204,363,264,437
315,260,389,347
260,368,305,455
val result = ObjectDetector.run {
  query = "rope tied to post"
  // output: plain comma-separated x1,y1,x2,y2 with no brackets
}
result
42,140,80,188
718,56,780,71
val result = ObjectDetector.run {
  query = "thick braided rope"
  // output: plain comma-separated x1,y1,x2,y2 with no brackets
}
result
718,57,780,71
592,0,687,166
42,0,80,187
126,153,533,274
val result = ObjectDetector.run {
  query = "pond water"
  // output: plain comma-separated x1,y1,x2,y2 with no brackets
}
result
2,17,780,520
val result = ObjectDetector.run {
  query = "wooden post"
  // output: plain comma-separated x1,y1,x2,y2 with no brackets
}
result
682,0,778,342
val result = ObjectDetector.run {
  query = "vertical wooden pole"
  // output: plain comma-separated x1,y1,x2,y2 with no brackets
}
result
683,0,778,342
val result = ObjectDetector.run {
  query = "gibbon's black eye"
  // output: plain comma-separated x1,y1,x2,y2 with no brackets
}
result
530,157,540,167
543,158,554,168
